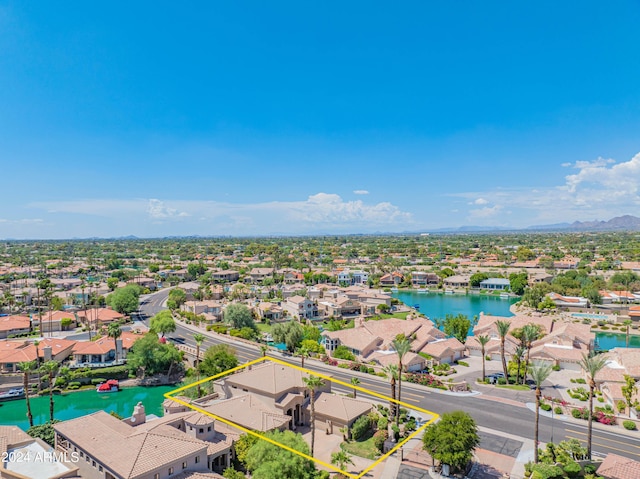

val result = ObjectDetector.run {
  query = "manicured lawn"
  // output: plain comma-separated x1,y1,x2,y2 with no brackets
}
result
497,384,531,391
341,435,379,460
256,323,272,333
377,312,411,320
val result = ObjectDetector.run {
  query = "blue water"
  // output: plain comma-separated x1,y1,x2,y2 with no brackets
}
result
595,332,640,350
393,290,518,321
572,313,613,320
267,342,287,351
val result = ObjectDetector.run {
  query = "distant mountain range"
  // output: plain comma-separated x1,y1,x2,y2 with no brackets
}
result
429,215,640,234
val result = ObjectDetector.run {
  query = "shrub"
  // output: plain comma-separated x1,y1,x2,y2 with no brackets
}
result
377,416,388,431
333,345,356,361
571,408,583,419
552,365,561,371
540,403,552,412
351,415,372,441
575,378,586,384
617,400,627,413
583,464,596,475
456,361,469,367
373,430,388,452
623,420,637,430
91,378,107,385
554,406,562,415
563,461,582,478
531,463,565,479
68,381,81,389
497,377,507,385
485,355,491,361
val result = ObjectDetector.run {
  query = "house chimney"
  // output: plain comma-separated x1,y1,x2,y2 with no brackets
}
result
130,401,146,425
43,345,53,361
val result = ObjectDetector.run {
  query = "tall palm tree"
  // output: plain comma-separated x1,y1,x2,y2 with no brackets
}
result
496,320,511,382
579,353,608,459
302,375,325,457
623,320,633,348
351,377,360,399
477,335,490,381
513,345,526,386
18,361,36,427
40,360,59,422
529,361,553,463
383,364,398,421
391,335,412,426
260,344,268,357
33,340,42,392
194,333,205,398
331,450,354,472
107,323,122,362
297,346,311,368
522,324,541,384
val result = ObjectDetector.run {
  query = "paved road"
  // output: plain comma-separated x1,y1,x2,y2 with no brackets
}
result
138,290,640,461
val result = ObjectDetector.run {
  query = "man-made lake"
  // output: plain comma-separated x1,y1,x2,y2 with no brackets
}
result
393,290,518,320
595,332,640,350
0,385,175,430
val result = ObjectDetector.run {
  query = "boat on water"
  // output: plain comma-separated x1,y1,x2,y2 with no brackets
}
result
417,288,427,293
0,387,25,401
96,379,120,393
500,293,510,298
444,289,454,294
413,304,421,310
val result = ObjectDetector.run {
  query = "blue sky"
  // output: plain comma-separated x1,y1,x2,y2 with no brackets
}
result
1,1,639,239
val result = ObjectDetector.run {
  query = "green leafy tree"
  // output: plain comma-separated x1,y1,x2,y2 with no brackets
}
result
521,283,551,309
302,375,325,457
469,273,489,288
106,284,141,315
107,277,119,291
200,344,238,377
509,272,528,296
26,421,60,446
223,468,246,479
149,310,176,337
18,361,36,427
272,321,304,352
422,411,480,473
235,433,259,466
476,335,490,381
529,361,553,463
126,333,183,378
167,288,187,310
224,303,256,330
300,339,324,354
245,430,316,479
621,374,638,416
392,335,412,426
332,345,355,361
578,353,608,459
442,314,471,344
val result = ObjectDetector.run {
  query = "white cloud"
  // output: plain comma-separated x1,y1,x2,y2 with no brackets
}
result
29,193,413,235
454,152,640,226
353,190,369,195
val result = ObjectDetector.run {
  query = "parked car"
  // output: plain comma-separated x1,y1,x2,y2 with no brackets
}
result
487,372,505,384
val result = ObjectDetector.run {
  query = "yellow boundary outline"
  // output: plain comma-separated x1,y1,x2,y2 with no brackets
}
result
165,357,439,479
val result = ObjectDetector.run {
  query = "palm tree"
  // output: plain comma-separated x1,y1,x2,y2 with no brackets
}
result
496,320,511,382
194,333,205,397
297,346,311,368
477,335,490,381
33,340,42,392
391,335,412,426
107,323,122,362
18,361,36,427
331,450,354,472
40,360,59,422
623,320,633,348
529,361,553,463
260,344,268,357
383,364,398,421
513,345,526,386
351,377,360,399
579,353,608,459
302,375,325,457
522,324,541,384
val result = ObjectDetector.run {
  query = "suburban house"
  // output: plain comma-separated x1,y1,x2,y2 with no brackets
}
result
596,348,640,407
443,275,470,289
547,293,589,308
0,338,76,373
0,315,31,340
184,301,223,323
479,278,511,291
70,332,143,368
54,402,226,479
254,302,283,322
597,453,640,479
1,425,79,479
248,268,274,283
337,269,369,286
282,270,305,284
209,362,373,436
317,296,362,319
76,308,125,326
283,295,318,320
320,317,450,370
210,270,240,283
33,310,77,334
411,271,439,287
379,272,403,287
419,337,467,365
